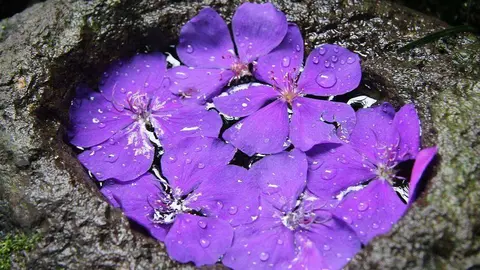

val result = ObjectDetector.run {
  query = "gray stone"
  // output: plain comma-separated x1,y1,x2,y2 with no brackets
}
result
0,0,478,269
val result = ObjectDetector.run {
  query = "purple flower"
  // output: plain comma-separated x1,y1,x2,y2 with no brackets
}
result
101,137,261,266
222,150,361,269
213,24,362,155
68,53,222,181
306,103,437,243
167,3,288,103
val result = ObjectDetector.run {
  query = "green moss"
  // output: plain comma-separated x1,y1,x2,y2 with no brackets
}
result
0,233,40,270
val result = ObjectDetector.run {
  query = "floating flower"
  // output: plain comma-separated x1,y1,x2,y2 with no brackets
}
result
68,53,222,181
306,103,437,243
214,24,361,155
101,137,261,266
167,3,288,103
222,150,361,269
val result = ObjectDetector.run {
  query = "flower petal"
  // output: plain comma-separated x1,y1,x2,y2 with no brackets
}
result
394,103,421,160
306,143,376,200
177,7,236,69
213,83,280,118
409,146,437,203
187,165,261,227
101,174,170,240
250,149,308,211
68,85,134,148
333,180,407,244
99,53,168,109
223,99,289,156
290,97,356,152
292,216,361,270
223,216,295,269
232,2,288,63
160,137,236,197
164,214,234,267
254,24,304,89
166,66,234,104
348,102,399,162
78,123,154,181
298,44,361,96
150,99,223,145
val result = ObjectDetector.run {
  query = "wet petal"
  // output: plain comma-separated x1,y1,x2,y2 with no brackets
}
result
161,137,236,197
298,44,361,96
68,85,134,147
223,217,295,270
187,165,260,227
409,146,437,203
164,214,234,267
250,149,308,211
78,123,154,181
177,7,236,69
166,66,234,104
99,53,168,109
394,103,421,160
254,24,304,89
101,174,170,240
290,97,356,152
213,83,280,118
292,217,361,270
223,99,289,156
349,102,399,162
333,180,407,244
306,143,376,200
150,99,223,145
232,2,288,63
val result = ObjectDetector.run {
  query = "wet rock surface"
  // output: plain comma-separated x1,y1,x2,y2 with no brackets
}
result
0,0,478,269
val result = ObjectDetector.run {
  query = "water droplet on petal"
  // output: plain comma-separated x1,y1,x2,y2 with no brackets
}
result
372,222,379,229
331,55,338,63
194,146,202,152
263,138,270,143
186,45,194,53
197,220,207,229
185,158,192,164
357,202,368,212
175,71,188,79
333,46,339,53
319,46,326,55
197,163,205,169
324,60,331,68
282,57,291,67
347,56,356,64
228,206,238,215
242,103,248,107
312,56,319,64
168,155,177,163
277,239,283,245
323,244,331,251
310,160,321,171
92,118,100,124
199,238,210,248
342,215,352,224
216,201,224,209
321,168,337,180
98,122,106,128
259,252,269,261
295,44,301,52
316,71,337,88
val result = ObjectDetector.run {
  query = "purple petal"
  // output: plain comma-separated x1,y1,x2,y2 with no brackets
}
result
292,216,361,270
253,24,304,89
101,174,170,240
161,137,236,197
394,103,421,160
333,180,407,244
150,99,223,145
166,66,234,104
290,97,356,151
223,216,295,269
78,123,154,181
99,53,168,109
164,214,234,267
298,44,361,96
187,165,261,227
232,2,288,63
223,99,289,156
348,102,399,162
306,143,376,200
213,84,280,118
409,146,437,203
69,85,134,147
250,149,308,211
177,8,236,69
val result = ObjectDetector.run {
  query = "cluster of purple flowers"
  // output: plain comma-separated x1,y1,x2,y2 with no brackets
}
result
68,3,437,269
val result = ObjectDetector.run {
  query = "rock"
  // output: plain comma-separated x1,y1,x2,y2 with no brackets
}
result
0,0,478,269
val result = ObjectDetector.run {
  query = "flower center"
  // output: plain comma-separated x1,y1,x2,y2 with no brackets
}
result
127,92,151,119
281,207,316,230
231,61,250,79
277,72,302,105
375,163,397,184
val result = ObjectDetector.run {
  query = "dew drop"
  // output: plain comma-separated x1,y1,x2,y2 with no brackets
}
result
175,71,188,79
282,57,291,67
321,168,337,180
295,44,301,52
197,220,207,229
342,215,352,224
333,46,339,53
242,103,248,107
199,238,210,248
263,138,270,143
357,202,368,212
331,55,338,63
216,201,224,209
318,46,326,55
277,239,283,245
316,71,337,88
119,87,126,93
259,252,269,261
347,56,356,64
312,56,319,64
372,222,379,229
92,118,100,124
105,154,118,163
168,155,177,163
185,158,192,164
323,244,331,251
194,146,202,152
197,163,205,169
324,60,331,68
310,160,321,171
186,45,194,53
98,122,106,128
228,206,238,215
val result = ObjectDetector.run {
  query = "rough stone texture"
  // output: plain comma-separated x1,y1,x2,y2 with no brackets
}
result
0,0,478,269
